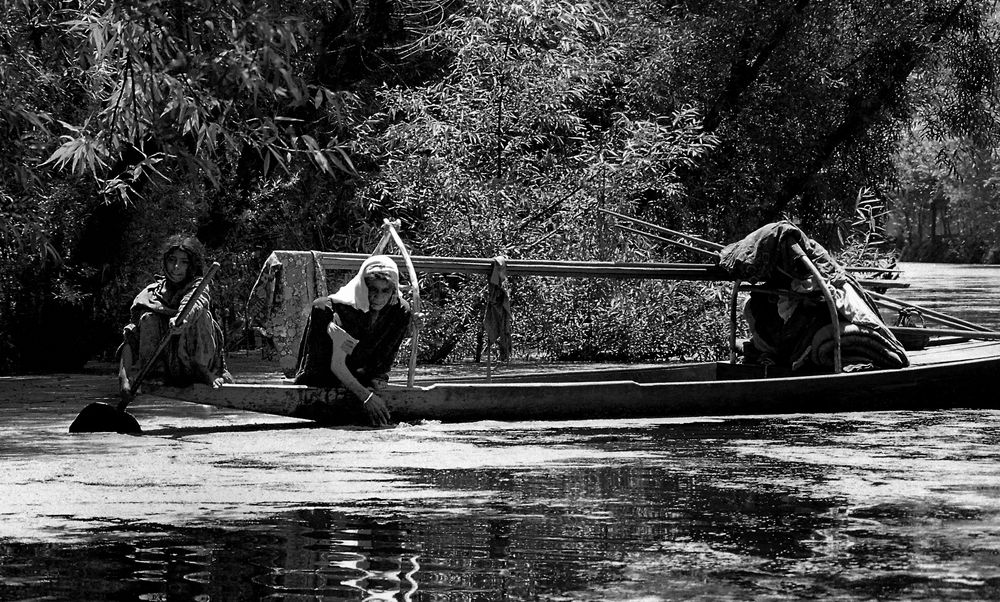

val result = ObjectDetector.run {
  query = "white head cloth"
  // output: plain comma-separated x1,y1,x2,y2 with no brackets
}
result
328,254,402,312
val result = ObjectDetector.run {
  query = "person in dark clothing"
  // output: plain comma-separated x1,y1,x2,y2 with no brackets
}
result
294,255,414,426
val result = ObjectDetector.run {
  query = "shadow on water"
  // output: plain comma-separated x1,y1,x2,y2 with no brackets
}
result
138,421,333,438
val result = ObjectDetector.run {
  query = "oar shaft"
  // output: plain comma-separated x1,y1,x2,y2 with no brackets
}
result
890,326,1000,341
869,290,993,333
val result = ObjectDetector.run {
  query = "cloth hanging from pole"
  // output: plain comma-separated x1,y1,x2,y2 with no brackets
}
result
483,256,512,361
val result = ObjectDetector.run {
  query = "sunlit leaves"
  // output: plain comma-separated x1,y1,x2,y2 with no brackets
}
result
892,127,1000,261
366,0,720,259
357,0,727,362
35,1,360,199
41,120,110,175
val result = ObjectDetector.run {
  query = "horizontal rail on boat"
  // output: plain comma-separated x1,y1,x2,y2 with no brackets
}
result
317,252,732,280
315,253,912,286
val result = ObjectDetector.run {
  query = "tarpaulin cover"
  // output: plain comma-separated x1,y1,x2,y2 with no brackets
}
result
718,220,845,286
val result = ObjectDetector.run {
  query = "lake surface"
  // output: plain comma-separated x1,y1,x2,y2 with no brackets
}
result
2,262,1000,601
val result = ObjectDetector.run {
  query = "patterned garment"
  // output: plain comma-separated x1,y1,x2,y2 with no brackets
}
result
244,251,329,376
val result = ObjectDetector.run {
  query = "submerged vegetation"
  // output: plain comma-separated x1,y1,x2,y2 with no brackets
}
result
2,0,1000,373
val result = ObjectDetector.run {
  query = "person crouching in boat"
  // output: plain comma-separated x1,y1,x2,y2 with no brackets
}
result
118,235,233,404
293,255,413,427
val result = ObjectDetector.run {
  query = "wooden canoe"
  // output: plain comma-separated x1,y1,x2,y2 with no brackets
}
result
144,340,1000,425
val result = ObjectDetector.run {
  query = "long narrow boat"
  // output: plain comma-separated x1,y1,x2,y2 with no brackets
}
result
146,339,1000,424
145,220,1000,425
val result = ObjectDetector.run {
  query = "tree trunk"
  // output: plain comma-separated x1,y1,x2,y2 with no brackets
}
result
930,198,938,248
703,0,811,132
761,1,968,223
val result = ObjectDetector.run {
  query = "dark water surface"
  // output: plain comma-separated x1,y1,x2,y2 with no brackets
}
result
2,263,1000,601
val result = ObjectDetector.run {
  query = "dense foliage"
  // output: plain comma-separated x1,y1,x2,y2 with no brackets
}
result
2,0,999,373
891,129,1000,262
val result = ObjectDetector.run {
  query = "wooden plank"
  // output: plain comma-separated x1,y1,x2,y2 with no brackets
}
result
908,340,1000,364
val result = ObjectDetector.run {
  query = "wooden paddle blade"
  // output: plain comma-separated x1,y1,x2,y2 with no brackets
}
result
69,402,142,435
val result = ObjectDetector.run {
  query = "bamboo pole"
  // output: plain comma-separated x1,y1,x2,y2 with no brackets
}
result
868,290,996,333
318,253,731,280
598,208,724,251
382,220,422,388
316,252,912,290
612,224,719,258
890,326,1000,341
729,281,740,364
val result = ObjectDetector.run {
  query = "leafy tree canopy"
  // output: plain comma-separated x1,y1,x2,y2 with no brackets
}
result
6,0,361,200
2,0,1000,372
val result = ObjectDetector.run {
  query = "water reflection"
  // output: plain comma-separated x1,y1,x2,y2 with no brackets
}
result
7,413,1000,600
895,262,1000,329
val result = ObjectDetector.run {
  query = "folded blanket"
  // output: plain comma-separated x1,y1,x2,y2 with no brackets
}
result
805,322,909,371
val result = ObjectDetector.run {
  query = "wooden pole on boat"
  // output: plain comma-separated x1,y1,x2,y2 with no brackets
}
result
383,219,422,388
599,208,724,251
373,227,392,254
890,326,1000,341
486,341,493,381
867,290,996,333
729,281,741,364
613,224,719,258
791,243,842,373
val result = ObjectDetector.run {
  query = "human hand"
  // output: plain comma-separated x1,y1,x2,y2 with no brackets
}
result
168,315,186,335
362,391,391,427
327,322,358,354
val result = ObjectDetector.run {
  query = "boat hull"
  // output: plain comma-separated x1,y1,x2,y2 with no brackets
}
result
144,341,1000,425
